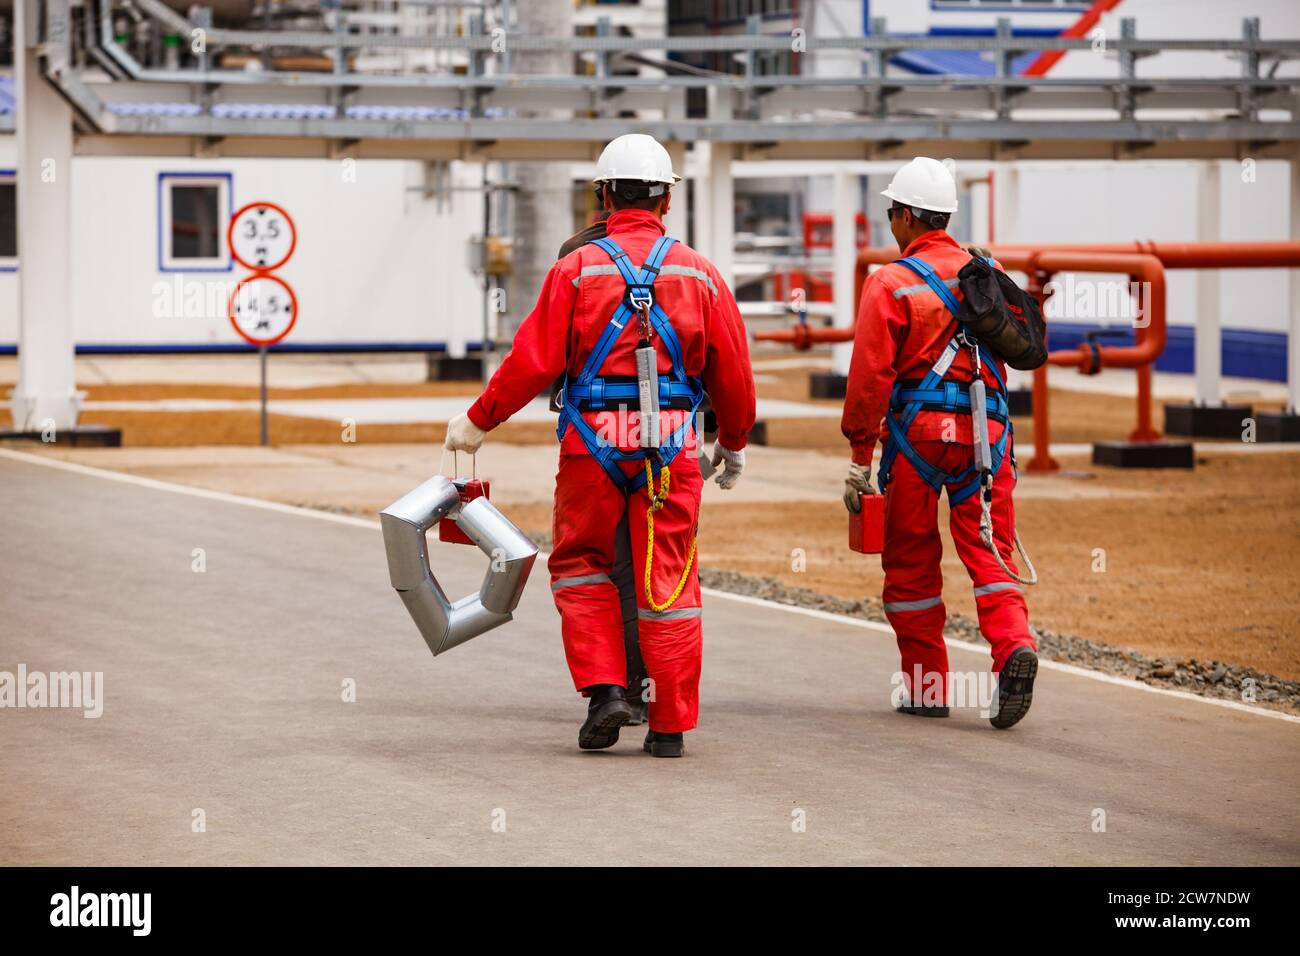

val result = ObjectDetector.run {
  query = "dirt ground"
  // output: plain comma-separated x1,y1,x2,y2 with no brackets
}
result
488,453,1300,682
695,455,1300,680
74,375,1193,450
74,409,560,448
9,362,1299,682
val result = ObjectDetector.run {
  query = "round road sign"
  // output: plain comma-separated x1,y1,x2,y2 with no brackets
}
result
228,201,297,272
228,273,299,347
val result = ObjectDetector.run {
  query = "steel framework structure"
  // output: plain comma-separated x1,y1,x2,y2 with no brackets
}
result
14,0,1300,161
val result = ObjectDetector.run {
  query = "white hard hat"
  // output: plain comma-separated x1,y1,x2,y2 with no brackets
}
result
881,157,958,214
593,133,682,185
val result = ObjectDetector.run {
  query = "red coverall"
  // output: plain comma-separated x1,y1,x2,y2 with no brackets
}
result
467,208,756,732
841,230,1035,706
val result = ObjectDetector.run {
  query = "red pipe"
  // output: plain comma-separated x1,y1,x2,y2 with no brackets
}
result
758,240,1300,349
758,245,1168,371
991,241,1300,269
757,245,1168,467
1004,249,1166,370
1021,0,1125,78
756,240,1300,467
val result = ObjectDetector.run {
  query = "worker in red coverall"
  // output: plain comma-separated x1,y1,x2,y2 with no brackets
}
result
841,157,1039,729
445,134,756,757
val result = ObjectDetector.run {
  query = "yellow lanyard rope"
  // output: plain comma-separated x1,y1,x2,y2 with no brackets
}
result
643,458,697,612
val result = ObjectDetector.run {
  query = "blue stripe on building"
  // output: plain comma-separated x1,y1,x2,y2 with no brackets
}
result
1044,323,1288,383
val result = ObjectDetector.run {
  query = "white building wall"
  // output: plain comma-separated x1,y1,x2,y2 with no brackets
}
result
1053,0,1300,79
0,152,485,352
1000,160,1290,334
1218,160,1292,334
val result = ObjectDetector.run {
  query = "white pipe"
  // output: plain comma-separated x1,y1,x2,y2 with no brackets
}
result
9,0,80,432
831,170,857,378
708,142,735,291
665,140,688,243
1195,160,1223,407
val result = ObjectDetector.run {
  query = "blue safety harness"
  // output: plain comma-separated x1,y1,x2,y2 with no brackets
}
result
876,255,1012,507
555,235,706,493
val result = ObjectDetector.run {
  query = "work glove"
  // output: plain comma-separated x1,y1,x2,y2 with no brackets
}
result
967,245,993,260
843,461,877,513
444,412,487,454
710,443,745,490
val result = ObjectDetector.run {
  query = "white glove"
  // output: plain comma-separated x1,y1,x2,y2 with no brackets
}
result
444,412,487,454
710,443,745,490
843,461,877,512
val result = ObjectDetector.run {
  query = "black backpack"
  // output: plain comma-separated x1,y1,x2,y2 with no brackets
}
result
955,256,1048,371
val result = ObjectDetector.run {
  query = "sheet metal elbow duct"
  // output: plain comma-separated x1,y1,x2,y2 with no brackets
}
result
380,476,538,657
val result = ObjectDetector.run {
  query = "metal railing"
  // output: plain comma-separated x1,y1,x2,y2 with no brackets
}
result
23,1,1300,159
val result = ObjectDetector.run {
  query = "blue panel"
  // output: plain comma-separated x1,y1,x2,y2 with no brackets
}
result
107,102,204,118
890,48,1039,76
211,103,336,120
1044,322,1288,383
888,25,1061,76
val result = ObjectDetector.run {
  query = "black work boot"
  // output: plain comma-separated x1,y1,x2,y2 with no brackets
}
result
896,703,950,718
642,729,684,758
624,677,649,726
625,695,649,726
990,647,1038,730
578,684,633,750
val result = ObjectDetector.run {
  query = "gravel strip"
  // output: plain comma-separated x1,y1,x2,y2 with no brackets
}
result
524,529,1300,716
698,568,1300,715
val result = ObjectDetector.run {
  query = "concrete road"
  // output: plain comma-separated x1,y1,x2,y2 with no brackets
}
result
1,449,1296,866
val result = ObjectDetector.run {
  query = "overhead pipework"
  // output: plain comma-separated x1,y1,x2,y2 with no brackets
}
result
18,3,1300,161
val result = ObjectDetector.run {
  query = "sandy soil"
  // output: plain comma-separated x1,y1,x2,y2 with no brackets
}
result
75,409,558,448
8,363,1298,682
80,380,482,402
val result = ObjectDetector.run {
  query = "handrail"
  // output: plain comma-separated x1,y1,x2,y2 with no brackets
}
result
125,2,1300,56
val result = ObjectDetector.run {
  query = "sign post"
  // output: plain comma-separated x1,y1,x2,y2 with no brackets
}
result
228,201,299,447
259,345,269,447
227,273,298,446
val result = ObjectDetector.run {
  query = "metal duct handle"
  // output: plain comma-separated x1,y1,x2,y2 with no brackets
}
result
439,448,477,481
379,475,538,657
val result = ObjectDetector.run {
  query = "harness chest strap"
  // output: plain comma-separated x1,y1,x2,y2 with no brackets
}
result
879,254,1038,586
877,255,1010,507
554,235,706,494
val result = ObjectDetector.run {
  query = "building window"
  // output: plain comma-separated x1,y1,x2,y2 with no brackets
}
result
0,171,15,270
158,172,232,272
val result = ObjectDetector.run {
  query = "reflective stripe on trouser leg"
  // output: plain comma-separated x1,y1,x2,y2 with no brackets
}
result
883,595,944,613
550,452,633,692
627,450,704,733
881,435,951,704
948,446,1035,672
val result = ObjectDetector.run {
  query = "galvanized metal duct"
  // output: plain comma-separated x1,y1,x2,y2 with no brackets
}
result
380,475,538,657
